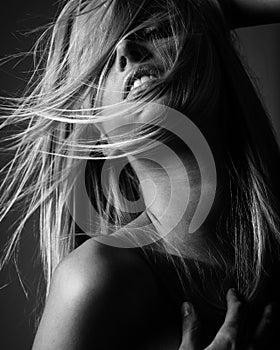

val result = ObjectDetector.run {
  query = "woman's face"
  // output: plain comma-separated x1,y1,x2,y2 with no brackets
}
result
98,26,178,137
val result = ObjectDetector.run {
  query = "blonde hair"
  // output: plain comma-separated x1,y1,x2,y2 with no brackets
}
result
1,0,280,327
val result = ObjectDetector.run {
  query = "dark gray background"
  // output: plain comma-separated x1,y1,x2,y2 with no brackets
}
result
0,2,279,349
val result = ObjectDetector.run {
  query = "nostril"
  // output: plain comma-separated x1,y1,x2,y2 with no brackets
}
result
117,41,153,70
119,56,127,71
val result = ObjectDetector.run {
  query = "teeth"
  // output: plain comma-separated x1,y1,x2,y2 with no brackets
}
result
131,75,156,92
141,76,150,84
133,79,142,89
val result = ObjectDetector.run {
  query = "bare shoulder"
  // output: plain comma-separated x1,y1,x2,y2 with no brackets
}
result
32,238,162,350
54,237,159,296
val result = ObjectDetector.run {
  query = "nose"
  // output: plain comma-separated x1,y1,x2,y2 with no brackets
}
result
116,40,152,72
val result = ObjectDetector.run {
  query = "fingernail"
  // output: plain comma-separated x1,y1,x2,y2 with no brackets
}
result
264,304,273,317
228,288,238,297
181,302,193,317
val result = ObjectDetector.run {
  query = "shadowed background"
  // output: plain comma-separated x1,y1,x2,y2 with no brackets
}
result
0,1,279,349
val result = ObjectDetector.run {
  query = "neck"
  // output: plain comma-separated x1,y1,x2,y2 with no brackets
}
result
127,143,220,262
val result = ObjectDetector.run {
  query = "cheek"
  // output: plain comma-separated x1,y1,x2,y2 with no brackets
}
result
98,76,123,136
101,88,119,108
100,70,123,108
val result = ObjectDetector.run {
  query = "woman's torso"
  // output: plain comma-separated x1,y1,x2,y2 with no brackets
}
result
131,243,280,349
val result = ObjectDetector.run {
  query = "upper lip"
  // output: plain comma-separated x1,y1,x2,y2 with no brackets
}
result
123,64,162,100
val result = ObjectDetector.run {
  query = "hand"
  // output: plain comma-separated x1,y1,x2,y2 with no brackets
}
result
179,289,276,350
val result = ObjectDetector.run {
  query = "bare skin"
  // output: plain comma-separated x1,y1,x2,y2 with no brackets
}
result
31,232,278,350
179,289,277,350
31,237,184,350
97,26,224,263
31,1,280,349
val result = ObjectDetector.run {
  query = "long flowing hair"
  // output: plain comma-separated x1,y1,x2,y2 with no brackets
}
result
1,0,280,326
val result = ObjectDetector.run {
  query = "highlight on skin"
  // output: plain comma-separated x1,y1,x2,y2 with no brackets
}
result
0,0,280,330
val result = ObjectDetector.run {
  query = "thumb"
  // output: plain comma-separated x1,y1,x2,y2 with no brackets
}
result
179,302,201,350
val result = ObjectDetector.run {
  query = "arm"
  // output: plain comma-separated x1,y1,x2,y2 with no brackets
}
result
220,0,280,28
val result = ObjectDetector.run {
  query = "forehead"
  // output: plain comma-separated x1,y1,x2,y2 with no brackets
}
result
108,0,190,34
75,0,190,42
112,0,187,17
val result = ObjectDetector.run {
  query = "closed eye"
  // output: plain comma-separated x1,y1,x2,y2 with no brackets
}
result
129,24,173,42
143,26,163,40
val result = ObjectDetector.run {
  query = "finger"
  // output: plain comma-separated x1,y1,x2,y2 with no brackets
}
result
255,304,273,337
179,302,201,350
249,304,276,350
224,289,244,328
208,289,245,350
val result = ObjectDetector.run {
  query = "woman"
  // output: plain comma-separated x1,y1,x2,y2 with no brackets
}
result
0,0,279,349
